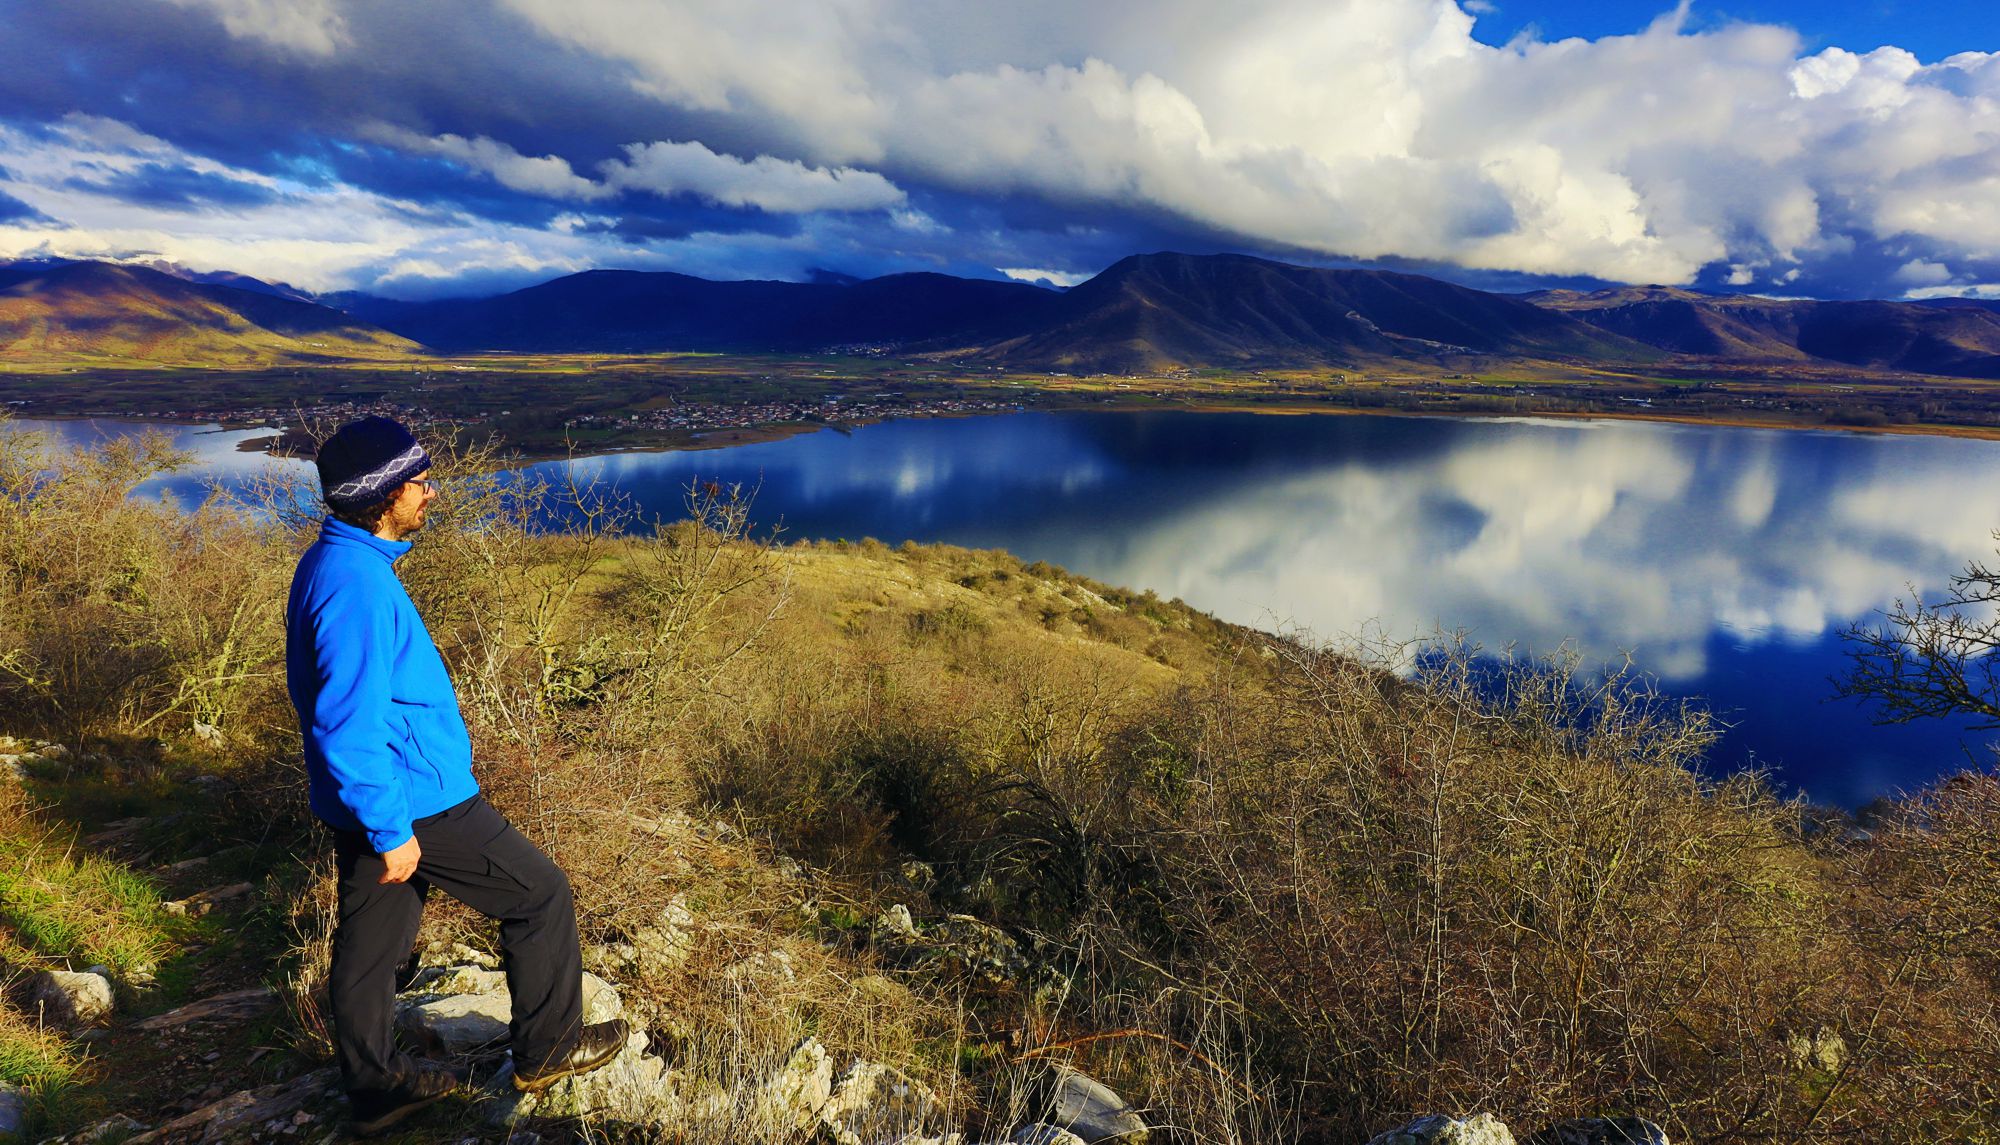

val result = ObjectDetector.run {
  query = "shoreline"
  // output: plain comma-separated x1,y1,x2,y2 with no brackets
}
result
12,397,2000,464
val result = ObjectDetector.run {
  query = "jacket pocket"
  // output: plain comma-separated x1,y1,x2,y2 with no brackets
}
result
390,702,446,786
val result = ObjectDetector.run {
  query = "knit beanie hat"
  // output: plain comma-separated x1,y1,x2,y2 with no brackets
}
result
316,416,431,511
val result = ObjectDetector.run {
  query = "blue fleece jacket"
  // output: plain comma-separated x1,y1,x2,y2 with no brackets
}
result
285,517,479,853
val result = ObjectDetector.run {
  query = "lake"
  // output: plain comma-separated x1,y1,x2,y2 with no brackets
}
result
14,409,1998,807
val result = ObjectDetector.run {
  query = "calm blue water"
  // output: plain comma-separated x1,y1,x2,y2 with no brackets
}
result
15,410,1998,807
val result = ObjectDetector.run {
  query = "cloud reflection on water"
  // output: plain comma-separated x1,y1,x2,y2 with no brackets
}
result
1002,418,2000,684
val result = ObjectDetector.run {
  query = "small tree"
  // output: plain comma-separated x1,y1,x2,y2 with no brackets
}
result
1839,542,2000,729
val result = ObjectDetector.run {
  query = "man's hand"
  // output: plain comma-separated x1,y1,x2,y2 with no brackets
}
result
379,836,421,885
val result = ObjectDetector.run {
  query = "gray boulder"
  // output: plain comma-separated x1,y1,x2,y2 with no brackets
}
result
0,1081,26,1142
29,968,115,1026
1534,1117,1670,1145
397,968,621,1054
822,1059,942,1145
1046,1066,1148,1144
397,990,514,1053
1369,1114,1517,1145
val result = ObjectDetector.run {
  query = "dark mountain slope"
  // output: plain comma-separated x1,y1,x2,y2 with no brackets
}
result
363,269,1057,353
976,253,1656,372
1534,287,2000,378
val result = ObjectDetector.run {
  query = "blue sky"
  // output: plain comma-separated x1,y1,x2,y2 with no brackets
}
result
0,0,1996,301
1472,0,1997,63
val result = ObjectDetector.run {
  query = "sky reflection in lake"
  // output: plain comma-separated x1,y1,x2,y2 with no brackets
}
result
17,410,1998,805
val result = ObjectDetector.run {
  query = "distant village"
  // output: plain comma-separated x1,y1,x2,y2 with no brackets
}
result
104,391,1033,448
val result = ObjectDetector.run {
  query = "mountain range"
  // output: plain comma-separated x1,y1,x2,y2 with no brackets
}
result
5,253,2000,379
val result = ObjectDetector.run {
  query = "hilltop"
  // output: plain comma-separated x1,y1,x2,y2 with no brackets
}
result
0,263,419,369
967,252,1656,372
1527,283,2000,377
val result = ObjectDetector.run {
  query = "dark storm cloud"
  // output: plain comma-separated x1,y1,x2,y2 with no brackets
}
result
61,162,282,211
0,1,753,182
575,205,805,244
0,187,45,224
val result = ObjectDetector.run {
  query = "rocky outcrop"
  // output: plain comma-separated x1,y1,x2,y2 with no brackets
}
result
28,968,115,1026
0,735,66,781
1370,1113,1517,1145
395,965,621,1054
756,1036,835,1132
1042,1066,1149,1144
131,987,277,1032
487,1025,677,1125
823,1058,943,1145
586,895,699,981
124,1068,337,1144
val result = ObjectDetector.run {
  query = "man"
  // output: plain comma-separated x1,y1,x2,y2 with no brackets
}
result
285,416,627,1134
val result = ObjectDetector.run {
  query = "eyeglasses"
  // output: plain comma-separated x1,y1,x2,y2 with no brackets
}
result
408,478,437,494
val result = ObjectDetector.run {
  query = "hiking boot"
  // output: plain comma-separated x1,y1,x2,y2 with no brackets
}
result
348,1063,465,1136
513,1018,631,1092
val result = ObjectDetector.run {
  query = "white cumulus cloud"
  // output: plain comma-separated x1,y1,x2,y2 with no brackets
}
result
602,141,906,213
164,0,349,56
365,127,906,215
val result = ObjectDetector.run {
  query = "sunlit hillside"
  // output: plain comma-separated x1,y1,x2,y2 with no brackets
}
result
0,263,421,370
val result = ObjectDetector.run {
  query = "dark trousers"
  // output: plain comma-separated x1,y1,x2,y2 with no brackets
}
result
330,794,584,1094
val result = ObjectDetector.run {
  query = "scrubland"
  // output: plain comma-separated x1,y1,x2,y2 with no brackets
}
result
0,418,1997,1143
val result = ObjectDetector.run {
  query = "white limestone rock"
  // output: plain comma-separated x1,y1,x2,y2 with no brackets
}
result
822,1059,941,1145
634,896,698,975
398,970,624,1054
756,1036,834,1132
398,990,513,1053
878,903,920,940
1369,1113,1517,1145
29,968,115,1026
